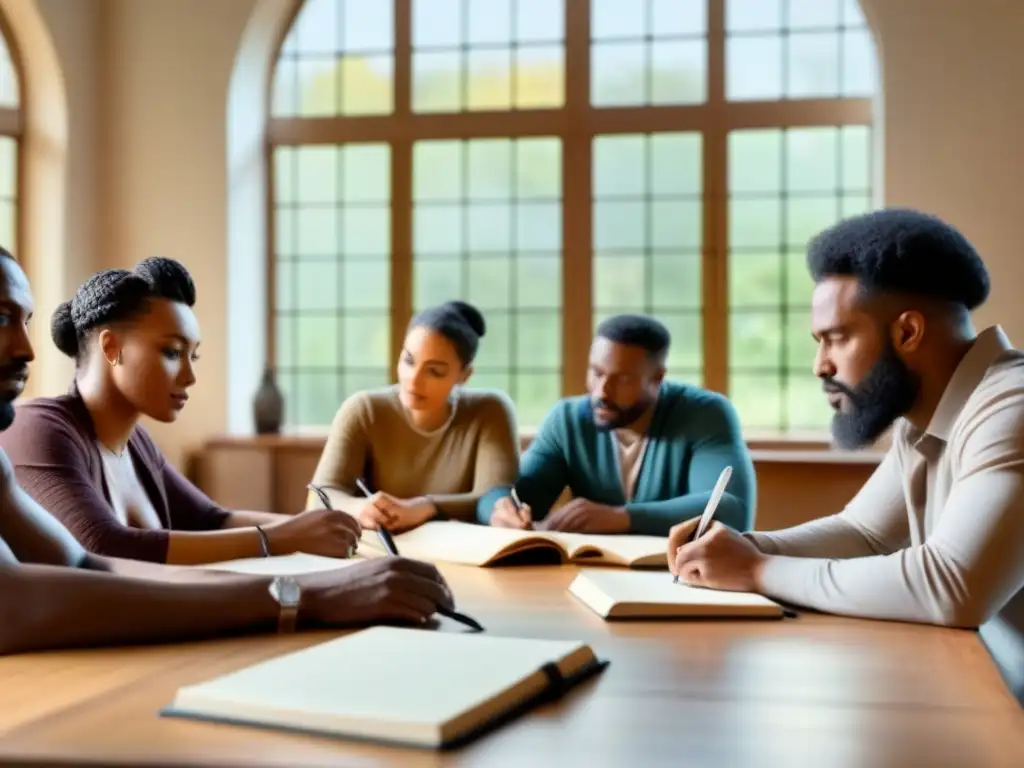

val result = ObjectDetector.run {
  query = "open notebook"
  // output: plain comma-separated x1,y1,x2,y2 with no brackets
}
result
358,521,667,568
161,626,608,749
569,569,789,619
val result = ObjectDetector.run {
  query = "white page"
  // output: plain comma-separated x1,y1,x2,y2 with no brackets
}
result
195,552,359,576
575,568,781,608
548,532,667,562
170,627,589,738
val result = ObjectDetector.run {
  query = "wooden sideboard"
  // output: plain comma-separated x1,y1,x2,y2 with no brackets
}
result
190,434,882,530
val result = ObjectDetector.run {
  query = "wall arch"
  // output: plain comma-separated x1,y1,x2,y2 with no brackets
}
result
226,0,297,433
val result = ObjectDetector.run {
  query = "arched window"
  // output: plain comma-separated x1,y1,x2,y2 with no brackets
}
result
0,15,21,256
268,0,876,434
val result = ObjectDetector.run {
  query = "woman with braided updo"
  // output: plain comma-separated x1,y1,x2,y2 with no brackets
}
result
0,257,365,565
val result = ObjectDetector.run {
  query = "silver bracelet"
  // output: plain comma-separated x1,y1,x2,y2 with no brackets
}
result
255,525,271,557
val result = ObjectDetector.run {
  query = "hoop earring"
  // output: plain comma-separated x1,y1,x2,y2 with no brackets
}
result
108,351,122,367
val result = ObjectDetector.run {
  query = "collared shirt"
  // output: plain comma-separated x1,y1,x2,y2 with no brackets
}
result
748,325,1024,632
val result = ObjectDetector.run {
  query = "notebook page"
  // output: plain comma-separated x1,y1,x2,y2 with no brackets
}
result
170,627,590,743
364,521,561,566
195,553,360,576
575,569,782,608
549,532,667,564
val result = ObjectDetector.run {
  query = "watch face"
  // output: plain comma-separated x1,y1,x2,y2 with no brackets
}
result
271,576,301,607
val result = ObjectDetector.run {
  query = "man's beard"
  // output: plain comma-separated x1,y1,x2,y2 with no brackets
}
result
824,342,919,450
591,396,654,431
0,397,13,431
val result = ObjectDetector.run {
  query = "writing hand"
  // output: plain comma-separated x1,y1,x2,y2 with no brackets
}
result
262,507,362,558
490,496,532,529
297,557,455,627
671,521,767,592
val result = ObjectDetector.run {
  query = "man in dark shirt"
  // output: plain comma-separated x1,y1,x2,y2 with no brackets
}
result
0,249,452,654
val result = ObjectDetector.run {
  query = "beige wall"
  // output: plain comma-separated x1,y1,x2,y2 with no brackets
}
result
10,0,1024,470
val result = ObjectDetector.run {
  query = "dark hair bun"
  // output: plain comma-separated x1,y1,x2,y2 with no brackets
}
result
134,257,196,306
50,300,78,357
445,300,486,338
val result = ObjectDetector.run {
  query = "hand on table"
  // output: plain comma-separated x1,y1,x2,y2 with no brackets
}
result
357,493,437,534
262,507,362,558
296,556,454,627
667,519,767,592
538,498,630,534
490,495,533,529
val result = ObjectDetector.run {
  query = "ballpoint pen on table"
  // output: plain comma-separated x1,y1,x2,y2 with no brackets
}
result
320,479,484,633
672,465,733,584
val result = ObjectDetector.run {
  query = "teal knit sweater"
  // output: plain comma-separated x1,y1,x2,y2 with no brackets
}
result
477,381,756,536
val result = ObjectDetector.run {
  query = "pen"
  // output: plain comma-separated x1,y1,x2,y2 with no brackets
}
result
509,485,532,529
673,465,733,584
345,479,485,633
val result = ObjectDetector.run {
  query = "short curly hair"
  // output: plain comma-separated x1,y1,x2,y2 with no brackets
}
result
51,257,196,362
807,207,990,310
596,313,671,364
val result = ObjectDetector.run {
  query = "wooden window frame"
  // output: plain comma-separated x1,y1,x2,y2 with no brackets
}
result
265,0,873,440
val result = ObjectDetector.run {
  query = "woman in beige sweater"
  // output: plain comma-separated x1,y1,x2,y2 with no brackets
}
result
308,301,519,532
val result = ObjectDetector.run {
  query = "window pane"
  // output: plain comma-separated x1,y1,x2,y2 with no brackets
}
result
0,137,17,251
295,261,339,311
727,36,782,100
273,142,391,429
730,372,783,431
651,255,701,311
413,0,564,113
342,260,390,310
727,0,874,101
272,0,394,117
343,314,390,367
591,1,706,106
661,313,703,378
467,255,512,309
296,315,339,369
414,138,563,422
728,126,873,434
592,132,704,350
0,33,19,107
295,372,341,429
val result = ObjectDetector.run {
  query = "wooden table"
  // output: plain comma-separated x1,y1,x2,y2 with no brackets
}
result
1,564,1022,767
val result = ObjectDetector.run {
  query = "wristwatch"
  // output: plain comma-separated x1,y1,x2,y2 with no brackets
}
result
268,575,302,633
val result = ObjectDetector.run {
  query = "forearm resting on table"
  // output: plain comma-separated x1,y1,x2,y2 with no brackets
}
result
223,509,287,527
0,563,277,655
165,528,265,566
756,537,1021,628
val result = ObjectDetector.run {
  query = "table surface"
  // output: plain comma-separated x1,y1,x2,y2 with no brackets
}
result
1,563,1022,768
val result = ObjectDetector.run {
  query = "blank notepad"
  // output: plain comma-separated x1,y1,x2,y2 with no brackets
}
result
162,626,607,748
569,569,786,619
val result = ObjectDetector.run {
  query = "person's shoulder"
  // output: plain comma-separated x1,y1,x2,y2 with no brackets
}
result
658,380,738,421
4,395,88,441
957,350,1024,435
458,388,515,418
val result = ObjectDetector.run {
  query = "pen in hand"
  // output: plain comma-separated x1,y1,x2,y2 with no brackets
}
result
672,466,733,584
509,486,532,529
349,479,485,633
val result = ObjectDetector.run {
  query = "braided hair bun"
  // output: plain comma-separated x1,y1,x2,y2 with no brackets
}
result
50,258,196,361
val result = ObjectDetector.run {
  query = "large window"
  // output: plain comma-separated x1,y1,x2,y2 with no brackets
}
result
0,19,20,257
269,0,875,435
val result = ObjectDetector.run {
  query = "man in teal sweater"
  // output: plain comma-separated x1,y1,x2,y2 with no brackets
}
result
477,315,756,536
